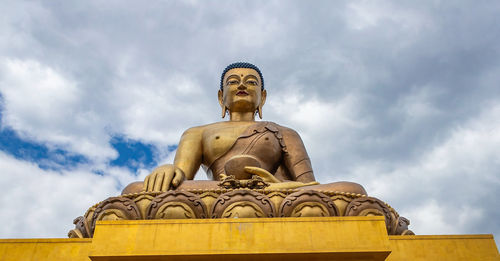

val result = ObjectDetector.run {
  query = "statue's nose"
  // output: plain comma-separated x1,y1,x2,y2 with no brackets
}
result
237,84,246,90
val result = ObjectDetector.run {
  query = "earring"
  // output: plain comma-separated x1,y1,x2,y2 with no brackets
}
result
221,106,228,118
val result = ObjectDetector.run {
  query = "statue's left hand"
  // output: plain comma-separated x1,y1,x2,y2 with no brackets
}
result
244,166,319,189
243,166,281,183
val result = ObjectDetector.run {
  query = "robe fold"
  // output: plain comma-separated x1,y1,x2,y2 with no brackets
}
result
205,121,315,182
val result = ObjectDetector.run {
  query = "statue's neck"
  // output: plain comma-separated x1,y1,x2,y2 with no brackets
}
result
229,111,255,122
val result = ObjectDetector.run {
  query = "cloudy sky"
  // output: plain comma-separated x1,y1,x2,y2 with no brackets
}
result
0,0,499,241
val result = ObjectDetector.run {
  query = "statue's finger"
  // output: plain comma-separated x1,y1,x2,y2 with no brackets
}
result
171,170,183,187
153,172,164,192
161,174,170,191
244,166,271,178
143,176,150,191
147,173,156,191
244,166,280,183
163,172,174,191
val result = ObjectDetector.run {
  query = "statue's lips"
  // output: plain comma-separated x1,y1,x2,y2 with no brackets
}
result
236,91,249,96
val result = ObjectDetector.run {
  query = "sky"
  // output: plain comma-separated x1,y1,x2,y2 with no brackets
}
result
0,0,499,241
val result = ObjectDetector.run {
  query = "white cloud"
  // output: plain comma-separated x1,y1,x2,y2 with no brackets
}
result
0,0,499,240
108,70,210,145
0,59,117,162
353,103,500,236
268,91,366,173
0,151,138,238
345,0,429,32
405,200,485,235
396,85,443,121
0,57,208,164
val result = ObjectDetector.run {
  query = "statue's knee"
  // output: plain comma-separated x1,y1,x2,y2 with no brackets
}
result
340,182,367,195
121,181,144,195
305,181,368,195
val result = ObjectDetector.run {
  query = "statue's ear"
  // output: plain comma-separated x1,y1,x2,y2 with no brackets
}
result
218,89,223,106
258,89,267,119
218,89,227,118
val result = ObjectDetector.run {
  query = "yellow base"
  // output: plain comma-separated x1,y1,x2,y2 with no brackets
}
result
0,238,91,260
1,217,498,261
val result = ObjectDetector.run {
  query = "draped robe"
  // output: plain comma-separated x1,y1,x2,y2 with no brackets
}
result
204,121,315,182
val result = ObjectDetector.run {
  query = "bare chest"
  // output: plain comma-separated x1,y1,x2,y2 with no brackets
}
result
201,123,253,165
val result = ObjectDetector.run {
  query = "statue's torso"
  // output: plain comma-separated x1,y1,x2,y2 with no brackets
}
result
199,121,285,180
201,121,257,167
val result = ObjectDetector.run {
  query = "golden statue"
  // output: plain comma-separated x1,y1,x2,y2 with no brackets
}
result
5,62,494,261
122,62,366,195
70,63,413,239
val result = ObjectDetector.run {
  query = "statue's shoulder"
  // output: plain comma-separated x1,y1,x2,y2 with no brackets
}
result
196,121,233,130
181,125,206,137
265,121,300,135
181,121,228,136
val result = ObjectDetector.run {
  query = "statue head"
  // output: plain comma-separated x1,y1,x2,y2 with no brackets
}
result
220,62,265,91
218,62,267,119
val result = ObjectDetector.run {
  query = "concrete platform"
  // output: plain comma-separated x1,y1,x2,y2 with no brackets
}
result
0,217,498,260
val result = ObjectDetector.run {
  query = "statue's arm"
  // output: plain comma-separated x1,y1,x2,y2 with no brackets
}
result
143,127,203,192
174,126,203,180
280,127,316,182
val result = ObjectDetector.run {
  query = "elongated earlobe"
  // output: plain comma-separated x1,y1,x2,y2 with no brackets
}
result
218,89,227,118
258,89,267,119
221,106,228,118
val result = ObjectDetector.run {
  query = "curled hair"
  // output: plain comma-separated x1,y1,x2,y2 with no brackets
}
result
220,62,264,90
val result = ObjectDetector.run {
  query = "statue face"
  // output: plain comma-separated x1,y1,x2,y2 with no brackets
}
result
220,68,265,113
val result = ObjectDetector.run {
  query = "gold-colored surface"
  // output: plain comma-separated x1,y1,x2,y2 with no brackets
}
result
0,238,92,261
97,209,127,221
76,187,421,238
137,66,359,194
121,181,143,195
267,191,286,210
89,217,392,261
224,155,262,179
133,194,154,219
2,218,499,260
331,195,352,216
387,234,500,260
199,191,219,216
154,202,196,219
220,201,266,218
289,202,331,217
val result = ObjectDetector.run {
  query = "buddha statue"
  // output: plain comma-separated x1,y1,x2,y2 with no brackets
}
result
122,62,366,195
69,63,416,239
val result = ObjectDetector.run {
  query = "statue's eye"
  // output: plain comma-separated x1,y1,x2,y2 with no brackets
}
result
227,80,239,85
246,80,258,86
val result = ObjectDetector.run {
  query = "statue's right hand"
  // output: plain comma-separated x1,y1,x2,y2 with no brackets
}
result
143,164,185,192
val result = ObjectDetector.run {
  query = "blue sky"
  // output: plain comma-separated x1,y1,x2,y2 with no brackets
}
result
0,99,87,170
1,97,162,173
0,0,499,241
